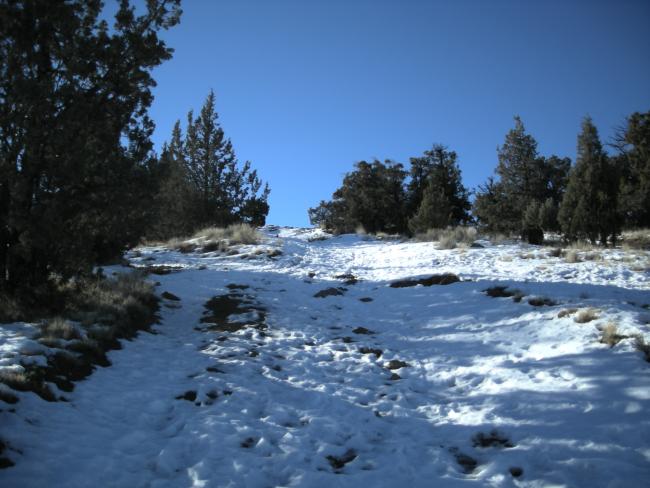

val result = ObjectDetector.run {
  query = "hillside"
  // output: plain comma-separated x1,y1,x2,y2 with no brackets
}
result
1,227,649,487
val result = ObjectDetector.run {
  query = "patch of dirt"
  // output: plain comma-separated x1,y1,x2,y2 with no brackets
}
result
390,274,460,288
200,293,267,333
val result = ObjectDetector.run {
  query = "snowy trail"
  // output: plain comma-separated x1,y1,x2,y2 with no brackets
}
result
1,228,650,487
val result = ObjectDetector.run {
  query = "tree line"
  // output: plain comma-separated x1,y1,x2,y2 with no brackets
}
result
310,112,649,245
0,0,268,295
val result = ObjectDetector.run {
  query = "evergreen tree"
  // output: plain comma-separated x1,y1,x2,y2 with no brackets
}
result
308,160,407,234
408,180,452,234
558,117,620,244
152,91,270,234
473,116,570,241
0,0,181,291
406,145,471,228
616,111,650,228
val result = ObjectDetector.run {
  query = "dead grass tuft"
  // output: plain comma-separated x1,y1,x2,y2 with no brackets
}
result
558,308,578,318
194,224,261,246
564,250,581,263
599,323,626,347
621,229,650,250
574,308,600,324
416,227,478,250
634,336,650,362
39,317,80,341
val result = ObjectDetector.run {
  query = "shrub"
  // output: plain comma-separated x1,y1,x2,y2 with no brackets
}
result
547,247,562,258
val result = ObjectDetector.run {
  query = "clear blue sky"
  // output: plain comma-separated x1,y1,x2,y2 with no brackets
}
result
146,0,650,227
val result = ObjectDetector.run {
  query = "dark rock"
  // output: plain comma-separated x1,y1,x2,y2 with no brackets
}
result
453,451,478,473
385,359,409,370
359,347,382,358
509,467,523,478
176,390,197,402
314,287,345,298
161,291,181,301
241,437,256,448
335,273,359,285
359,297,374,302
472,430,515,449
527,297,556,307
226,284,249,290
341,336,354,343
352,326,374,334
389,373,401,381
326,449,357,470
470,242,484,248
390,274,460,288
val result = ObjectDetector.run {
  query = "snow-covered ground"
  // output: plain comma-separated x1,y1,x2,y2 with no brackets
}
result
1,227,649,487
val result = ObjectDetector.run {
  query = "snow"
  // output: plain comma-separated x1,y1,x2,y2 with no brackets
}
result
1,227,649,487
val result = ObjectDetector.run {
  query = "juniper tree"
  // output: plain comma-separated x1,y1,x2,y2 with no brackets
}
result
473,116,570,241
154,91,270,233
615,111,650,228
558,117,620,245
308,160,407,234
0,0,181,290
406,145,471,229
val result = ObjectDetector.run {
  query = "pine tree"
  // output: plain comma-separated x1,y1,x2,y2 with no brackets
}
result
558,117,620,244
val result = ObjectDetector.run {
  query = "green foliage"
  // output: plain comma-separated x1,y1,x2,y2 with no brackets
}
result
473,116,570,241
309,145,470,236
616,111,650,228
150,91,270,239
558,117,620,244
407,145,471,232
0,0,181,291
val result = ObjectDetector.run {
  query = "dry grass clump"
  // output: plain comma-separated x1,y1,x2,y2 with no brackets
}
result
564,250,581,263
574,308,600,324
416,227,478,249
558,308,578,318
621,229,650,250
195,224,261,246
39,317,80,341
599,323,626,347
71,272,158,338
634,336,650,362
583,251,602,261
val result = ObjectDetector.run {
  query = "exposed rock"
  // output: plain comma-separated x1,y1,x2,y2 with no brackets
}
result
314,287,346,298
385,359,409,370
326,449,357,470
161,291,180,301
352,326,374,335
390,274,460,288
